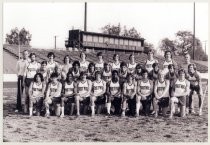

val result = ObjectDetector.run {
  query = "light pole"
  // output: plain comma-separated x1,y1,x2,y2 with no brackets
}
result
192,2,195,60
202,40,207,55
54,35,58,49
17,30,20,60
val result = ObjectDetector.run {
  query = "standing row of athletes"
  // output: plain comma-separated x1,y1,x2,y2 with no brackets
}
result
16,49,204,119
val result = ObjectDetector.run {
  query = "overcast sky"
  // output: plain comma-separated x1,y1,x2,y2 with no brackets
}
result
3,2,208,52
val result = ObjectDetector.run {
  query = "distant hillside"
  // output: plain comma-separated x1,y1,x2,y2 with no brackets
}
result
3,44,208,74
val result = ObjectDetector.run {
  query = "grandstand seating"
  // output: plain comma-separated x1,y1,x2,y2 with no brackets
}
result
3,44,208,73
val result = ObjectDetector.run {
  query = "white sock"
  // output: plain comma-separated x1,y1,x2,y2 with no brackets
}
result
61,107,64,115
107,103,111,114
91,106,95,115
46,109,50,114
136,103,140,114
29,107,33,116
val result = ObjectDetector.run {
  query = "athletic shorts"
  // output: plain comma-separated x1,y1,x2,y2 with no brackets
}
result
157,97,169,108
80,96,90,105
51,97,62,104
30,97,44,104
25,78,33,87
95,95,106,105
190,85,201,95
107,94,122,103
63,96,75,103
171,96,186,106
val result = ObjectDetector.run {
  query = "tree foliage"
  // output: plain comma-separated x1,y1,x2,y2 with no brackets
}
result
5,27,32,45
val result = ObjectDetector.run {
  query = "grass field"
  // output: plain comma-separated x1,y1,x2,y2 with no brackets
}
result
3,86,208,142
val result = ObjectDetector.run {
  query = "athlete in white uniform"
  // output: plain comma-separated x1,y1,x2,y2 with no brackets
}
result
186,63,203,116
61,55,72,80
119,62,128,86
95,52,104,72
111,54,121,71
71,61,81,81
23,53,40,113
169,69,190,119
144,49,158,73
106,70,122,115
90,71,106,116
136,69,153,117
79,52,89,72
28,73,46,116
134,64,143,81
102,63,112,83
75,72,92,116
44,73,62,117
46,52,59,76
128,54,137,74
121,74,137,117
162,51,177,75
60,72,77,117
153,70,170,117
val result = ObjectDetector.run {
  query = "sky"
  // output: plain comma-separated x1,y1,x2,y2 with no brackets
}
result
3,2,209,53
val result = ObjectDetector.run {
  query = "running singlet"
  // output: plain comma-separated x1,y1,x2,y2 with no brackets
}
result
49,82,61,97
95,61,104,71
38,70,48,81
174,79,187,96
26,62,40,78
64,82,74,95
111,62,120,71
145,59,157,73
102,70,112,83
139,80,151,95
156,80,169,97
72,70,80,80
187,72,199,86
93,80,105,95
125,82,135,95
128,62,137,74
110,81,120,95
32,82,43,98
47,61,57,75
162,60,173,74
79,61,89,72
78,80,89,95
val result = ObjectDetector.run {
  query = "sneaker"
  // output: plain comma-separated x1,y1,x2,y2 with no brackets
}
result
169,115,173,119
199,109,203,116
135,113,139,117
121,112,125,117
154,113,158,118
150,111,156,115
60,114,64,118
91,113,95,117
45,113,50,117
15,109,19,113
186,108,189,115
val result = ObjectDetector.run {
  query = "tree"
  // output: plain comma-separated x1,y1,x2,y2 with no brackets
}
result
5,27,32,45
101,23,121,36
159,38,176,52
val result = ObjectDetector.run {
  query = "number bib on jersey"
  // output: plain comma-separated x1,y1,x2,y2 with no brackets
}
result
174,79,187,95
93,80,104,95
64,82,74,95
110,81,120,95
78,81,89,94
32,82,43,97
140,80,151,95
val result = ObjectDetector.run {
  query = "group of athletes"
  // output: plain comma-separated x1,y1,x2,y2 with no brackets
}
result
15,49,204,119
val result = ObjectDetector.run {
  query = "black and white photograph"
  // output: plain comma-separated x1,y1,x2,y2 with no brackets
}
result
2,1,209,142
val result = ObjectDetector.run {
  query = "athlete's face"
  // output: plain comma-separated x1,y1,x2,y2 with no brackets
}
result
96,74,101,80
184,54,190,63
41,63,47,70
98,55,103,61
142,72,148,79
154,66,159,71
36,75,41,83
90,65,95,72
179,72,185,80
49,55,54,60
136,68,142,73
81,74,87,81
189,65,195,73
31,55,36,62
51,77,58,83
23,51,28,59
112,72,118,80
121,66,127,72
114,55,119,61
165,52,171,60
148,52,153,59
159,73,165,81
130,55,135,62
67,74,73,82
169,67,174,73
74,64,79,70
65,57,70,64
127,76,133,82
56,67,61,74
81,53,86,60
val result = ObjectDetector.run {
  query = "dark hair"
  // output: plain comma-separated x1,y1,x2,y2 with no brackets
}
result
34,73,44,82
97,52,103,57
141,69,149,75
120,61,127,68
66,72,73,82
95,71,102,78
152,62,159,69
168,64,175,69
29,53,36,58
188,63,197,71
113,54,119,60
112,70,119,76
178,68,185,75
72,61,80,67
129,54,135,60
164,50,172,58
41,61,47,65
136,63,143,69
50,72,59,78
127,73,134,79
88,62,95,70
80,52,87,58
147,49,154,55
63,55,71,63
104,63,110,67
22,50,28,54
80,71,88,77
47,52,55,58
184,53,190,57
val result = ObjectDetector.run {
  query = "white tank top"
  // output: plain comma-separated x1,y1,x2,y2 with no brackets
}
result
49,82,60,97
110,81,120,95
156,80,169,97
102,70,112,82
128,62,137,74
47,61,57,75
72,70,80,78
162,60,173,74
26,62,40,78
145,59,156,73
79,60,89,71
139,80,151,95
32,82,43,97
174,79,187,95
78,80,89,94
93,80,104,95
125,82,135,95
111,62,120,71
64,82,74,95
95,61,104,71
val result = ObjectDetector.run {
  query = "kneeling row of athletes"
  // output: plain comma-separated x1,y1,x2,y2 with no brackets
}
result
28,68,195,119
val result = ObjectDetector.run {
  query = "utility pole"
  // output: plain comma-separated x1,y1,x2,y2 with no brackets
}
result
203,40,207,55
54,36,57,49
84,2,87,31
192,2,195,60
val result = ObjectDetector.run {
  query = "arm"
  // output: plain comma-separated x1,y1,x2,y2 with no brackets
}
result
130,81,137,99
40,83,46,98
183,80,190,96
28,82,33,99
154,80,160,99
122,82,127,96
54,82,62,97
